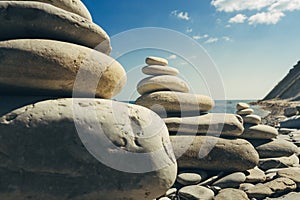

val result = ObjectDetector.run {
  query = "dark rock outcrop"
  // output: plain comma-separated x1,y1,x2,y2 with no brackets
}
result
264,61,300,101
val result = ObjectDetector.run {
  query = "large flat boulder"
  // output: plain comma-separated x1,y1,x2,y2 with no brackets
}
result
0,98,177,200
0,39,126,98
0,1,111,53
170,136,259,171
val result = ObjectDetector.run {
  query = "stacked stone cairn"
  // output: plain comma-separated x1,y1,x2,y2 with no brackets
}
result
0,2,177,200
135,57,300,200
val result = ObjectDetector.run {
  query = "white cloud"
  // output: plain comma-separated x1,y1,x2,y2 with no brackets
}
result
229,14,247,23
168,54,177,60
269,0,300,12
225,24,232,28
193,34,209,40
205,37,219,43
248,11,285,25
222,36,232,41
171,10,191,21
211,0,276,12
211,0,300,25
186,28,193,33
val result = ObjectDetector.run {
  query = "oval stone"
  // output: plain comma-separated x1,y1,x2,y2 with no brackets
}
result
215,188,249,200
243,114,262,125
135,91,215,113
254,139,299,158
146,56,168,66
236,102,250,111
212,172,246,188
0,1,111,54
178,185,214,200
237,108,254,115
164,113,244,137
0,39,126,98
240,125,278,139
0,98,177,200
170,136,259,171
142,65,179,76
0,0,93,20
137,75,190,95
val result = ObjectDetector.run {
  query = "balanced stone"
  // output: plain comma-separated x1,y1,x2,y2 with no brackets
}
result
254,139,299,158
240,125,278,139
137,75,190,95
0,39,126,98
236,102,250,111
237,108,254,115
0,98,177,200
215,188,249,200
0,1,111,54
164,113,244,137
146,56,168,66
246,177,297,199
245,167,266,183
142,65,179,76
178,185,214,200
135,91,214,113
170,136,259,171
212,172,246,188
1,0,93,20
243,114,262,125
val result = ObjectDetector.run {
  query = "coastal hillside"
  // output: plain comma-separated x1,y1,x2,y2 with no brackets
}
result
264,61,300,101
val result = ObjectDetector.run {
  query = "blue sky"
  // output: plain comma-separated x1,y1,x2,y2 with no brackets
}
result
82,0,300,100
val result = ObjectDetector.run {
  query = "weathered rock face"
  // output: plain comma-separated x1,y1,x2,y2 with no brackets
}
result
0,39,126,98
264,61,300,101
170,136,259,171
164,113,244,137
0,0,93,20
0,1,111,53
135,91,214,113
0,98,177,200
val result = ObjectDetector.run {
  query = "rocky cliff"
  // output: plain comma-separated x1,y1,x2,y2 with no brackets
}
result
263,61,300,101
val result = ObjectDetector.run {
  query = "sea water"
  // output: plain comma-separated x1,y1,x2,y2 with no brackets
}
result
126,100,270,118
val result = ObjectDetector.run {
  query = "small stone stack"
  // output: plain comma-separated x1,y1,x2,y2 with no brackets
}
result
0,2,178,200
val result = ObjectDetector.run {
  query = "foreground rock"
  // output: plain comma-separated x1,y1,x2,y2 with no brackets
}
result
0,39,126,98
253,139,299,158
0,0,93,20
277,168,300,188
170,136,259,171
215,188,249,200
178,185,214,200
259,154,299,170
246,178,296,199
0,98,177,200
0,1,111,53
164,113,244,137
280,116,300,129
135,91,214,113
